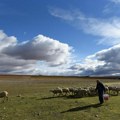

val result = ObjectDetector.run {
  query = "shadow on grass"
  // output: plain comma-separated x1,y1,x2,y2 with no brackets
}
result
40,96,64,100
61,103,102,113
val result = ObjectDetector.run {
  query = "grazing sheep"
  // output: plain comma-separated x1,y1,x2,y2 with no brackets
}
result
88,87,97,96
68,87,80,96
116,87,120,95
49,85,119,98
111,86,120,95
0,91,8,102
75,88,89,97
62,88,70,96
108,86,114,94
49,87,63,96
69,87,74,95
108,86,120,95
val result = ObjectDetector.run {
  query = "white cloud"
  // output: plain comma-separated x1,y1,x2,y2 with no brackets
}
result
83,17,120,45
0,30,17,51
49,8,74,21
95,44,120,63
109,0,120,4
49,8,120,46
0,54,36,74
70,44,120,76
103,0,120,14
103,4,112,14
2,34,72,66
0,30,73,75
48,7,120,76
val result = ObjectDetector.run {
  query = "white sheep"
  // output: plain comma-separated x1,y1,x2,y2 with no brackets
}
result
69,87,76,95
49,87,63,96
75,88,89,97
62,88,70,96
116,87,120,95
0,91,8,102
88,86,97,96
108,86,120,95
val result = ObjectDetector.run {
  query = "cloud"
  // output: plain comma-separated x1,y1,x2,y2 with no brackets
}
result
48,7,120,76
83,17,120,45
109,0,120,4
0,54,36,74
49,8,74,21
2,34,72,66
0,30,72,74
0,30,17,50
103,0,120,14
70,44,120,76
49,7,85,21
49,8,120,46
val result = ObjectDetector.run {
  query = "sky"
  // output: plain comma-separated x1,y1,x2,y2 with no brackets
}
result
0,0,120,76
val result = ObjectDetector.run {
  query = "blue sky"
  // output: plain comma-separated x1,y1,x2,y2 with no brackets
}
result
0,0,120,76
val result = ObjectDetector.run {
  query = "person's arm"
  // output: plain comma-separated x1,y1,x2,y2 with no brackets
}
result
95,84,98,91
102,84,106,92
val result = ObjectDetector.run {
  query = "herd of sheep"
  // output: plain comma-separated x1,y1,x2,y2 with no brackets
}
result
49,85,120,98
0,84,119,103
50,86,98,98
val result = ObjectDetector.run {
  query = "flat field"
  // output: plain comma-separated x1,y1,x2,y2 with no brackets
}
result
0,75,120,120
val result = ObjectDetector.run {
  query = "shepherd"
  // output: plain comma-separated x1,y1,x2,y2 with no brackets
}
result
95,80,106,104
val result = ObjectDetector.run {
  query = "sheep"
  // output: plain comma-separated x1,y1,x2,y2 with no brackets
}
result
115,87,120,95
68,87,81,96
108,86,120,95
62,88,70,96
0,91,8,102
105,85,109,93
69,87,76,95
72,86,97,98
49,87,63,96
108,86,114,94
88,86,97,96
49,85,120,98
74,88,89,98
111,86,120,95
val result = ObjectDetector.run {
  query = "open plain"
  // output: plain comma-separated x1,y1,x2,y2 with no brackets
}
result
0,75,120,120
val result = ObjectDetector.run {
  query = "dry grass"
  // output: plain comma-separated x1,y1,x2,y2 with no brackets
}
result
0,75,119,120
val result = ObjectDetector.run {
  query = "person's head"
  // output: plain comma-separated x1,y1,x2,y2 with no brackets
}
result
96,80,101,84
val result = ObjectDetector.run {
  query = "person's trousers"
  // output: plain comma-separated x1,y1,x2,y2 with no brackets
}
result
98,92,104,104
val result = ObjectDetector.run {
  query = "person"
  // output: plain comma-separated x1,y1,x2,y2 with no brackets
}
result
95,80,106,104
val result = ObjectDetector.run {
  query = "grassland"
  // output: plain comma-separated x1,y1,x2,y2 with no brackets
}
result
0,75,120,120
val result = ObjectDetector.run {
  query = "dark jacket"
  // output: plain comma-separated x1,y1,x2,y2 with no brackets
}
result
95,82,106,94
